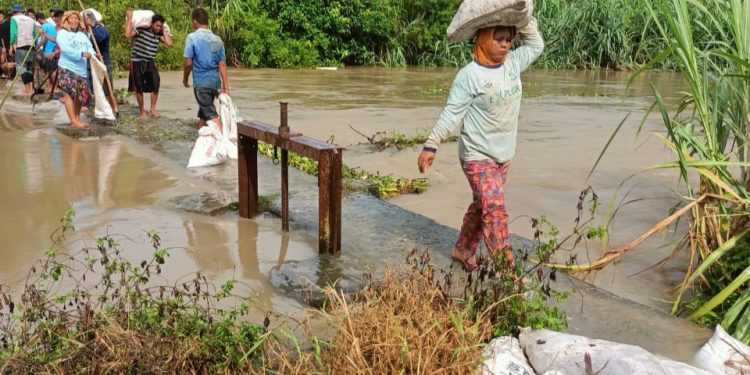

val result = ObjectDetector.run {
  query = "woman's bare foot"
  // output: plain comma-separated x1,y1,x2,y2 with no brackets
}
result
140,112,149,121
150,110,160,118
71,120,89,129
451,249,477,271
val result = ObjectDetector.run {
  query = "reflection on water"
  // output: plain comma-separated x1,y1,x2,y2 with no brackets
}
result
0,114,318,316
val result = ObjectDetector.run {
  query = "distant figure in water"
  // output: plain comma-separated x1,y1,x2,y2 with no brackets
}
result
56,11,94,128
417,18,544,271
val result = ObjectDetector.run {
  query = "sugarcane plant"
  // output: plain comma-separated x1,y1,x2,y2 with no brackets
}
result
554,0,750,342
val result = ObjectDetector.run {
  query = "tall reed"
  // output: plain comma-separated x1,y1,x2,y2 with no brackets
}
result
551,0,750,342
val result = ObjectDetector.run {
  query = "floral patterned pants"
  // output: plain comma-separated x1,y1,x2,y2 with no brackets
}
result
455,159,512,260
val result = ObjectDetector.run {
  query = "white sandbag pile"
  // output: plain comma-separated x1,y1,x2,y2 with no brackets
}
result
516,329,711,375
447,0,534,43
695,325,750,374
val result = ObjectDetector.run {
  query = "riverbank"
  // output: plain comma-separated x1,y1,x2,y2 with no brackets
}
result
77,71,715,358
1,67,712,366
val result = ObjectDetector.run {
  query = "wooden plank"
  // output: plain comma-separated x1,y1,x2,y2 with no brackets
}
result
238,135,259,218
318,151,332,253
330,149,343,253
238,120,340,159
281,149,290,231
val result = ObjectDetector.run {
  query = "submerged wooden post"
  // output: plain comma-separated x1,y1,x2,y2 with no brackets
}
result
237,108,343,254
238,135,258,218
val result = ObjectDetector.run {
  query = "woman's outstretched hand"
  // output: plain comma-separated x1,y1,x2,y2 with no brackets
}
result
418,150,436,173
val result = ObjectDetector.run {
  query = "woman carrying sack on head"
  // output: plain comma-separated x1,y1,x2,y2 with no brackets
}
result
56,11,95,128
417,18,544,272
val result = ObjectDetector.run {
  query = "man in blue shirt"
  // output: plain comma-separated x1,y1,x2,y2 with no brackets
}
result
40,9,61,92
182,8,228,130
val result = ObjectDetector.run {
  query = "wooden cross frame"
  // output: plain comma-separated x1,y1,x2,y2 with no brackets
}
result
237,105,343,254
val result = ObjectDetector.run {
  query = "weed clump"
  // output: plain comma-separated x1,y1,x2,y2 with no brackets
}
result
1,207,571,373
259,242,568,373
0,210,266,373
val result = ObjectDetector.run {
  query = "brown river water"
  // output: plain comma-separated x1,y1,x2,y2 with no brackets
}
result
1,68,696,348
154,68,687,310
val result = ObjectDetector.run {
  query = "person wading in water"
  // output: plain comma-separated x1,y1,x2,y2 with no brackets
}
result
417,18,544,272
125,10,172,120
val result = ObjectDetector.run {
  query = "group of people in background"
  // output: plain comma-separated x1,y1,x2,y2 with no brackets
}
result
0,4,228,131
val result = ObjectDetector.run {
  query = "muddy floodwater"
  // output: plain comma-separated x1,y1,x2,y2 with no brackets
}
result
156,68,687,310
1,68,697,349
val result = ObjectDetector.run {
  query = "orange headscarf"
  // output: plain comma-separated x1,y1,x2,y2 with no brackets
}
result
473,26,515,66
473,27,499,66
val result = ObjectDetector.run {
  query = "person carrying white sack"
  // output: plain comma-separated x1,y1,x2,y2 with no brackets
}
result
182,8,228,132
417,17,544,271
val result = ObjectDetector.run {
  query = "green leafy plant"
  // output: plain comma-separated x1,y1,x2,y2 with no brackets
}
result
0,210,268,373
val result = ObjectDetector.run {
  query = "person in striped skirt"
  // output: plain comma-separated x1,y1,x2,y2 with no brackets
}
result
125,10,172,120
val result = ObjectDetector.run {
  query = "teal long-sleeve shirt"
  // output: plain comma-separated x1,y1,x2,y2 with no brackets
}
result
423,18,544,163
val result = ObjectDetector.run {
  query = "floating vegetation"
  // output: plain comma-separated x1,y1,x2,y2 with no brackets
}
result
350,125,457,151
257,143,427,199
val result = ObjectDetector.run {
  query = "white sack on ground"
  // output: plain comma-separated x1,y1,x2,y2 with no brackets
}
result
481,336,536,375
187,120,228,168
519,329,708,375
90,57,116,121
217,93,239,160
447,0,533,43
695,325,750,374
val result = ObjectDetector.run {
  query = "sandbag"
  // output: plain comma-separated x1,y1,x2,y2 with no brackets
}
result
519,329,707,375
129,10,171,36
90,56,116,121
481,336,536,375
695,325,750,374
447,0,533,43
216,93,239,160
187,121,228,168
130,10,154,29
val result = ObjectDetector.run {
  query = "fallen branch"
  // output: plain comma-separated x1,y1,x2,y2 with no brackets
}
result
543,194,708,273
